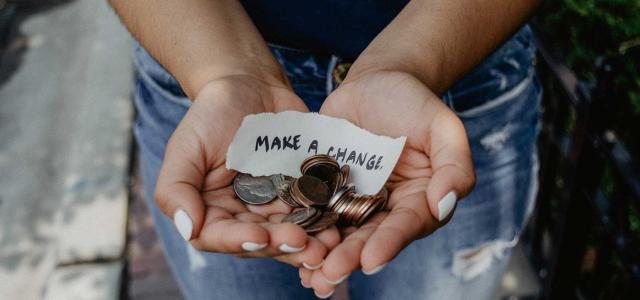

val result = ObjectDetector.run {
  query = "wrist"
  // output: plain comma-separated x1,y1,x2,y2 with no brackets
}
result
344,51,446,96
187,64,290,101
194,73,297,113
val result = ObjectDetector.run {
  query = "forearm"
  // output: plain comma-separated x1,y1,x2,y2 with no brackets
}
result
109,0,287,98
347,0,541,95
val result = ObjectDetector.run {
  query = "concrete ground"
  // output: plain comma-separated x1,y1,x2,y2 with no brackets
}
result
0,1,541,299
0,1,132,299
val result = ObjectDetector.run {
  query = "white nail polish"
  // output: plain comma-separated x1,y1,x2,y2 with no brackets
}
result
241,242,268,252
363,263,387,275
302,260,323,270
279,243,305,253
314,289,335,299
174,209,193,241
325,274,349,285
438,191,457,221
300,279,311,288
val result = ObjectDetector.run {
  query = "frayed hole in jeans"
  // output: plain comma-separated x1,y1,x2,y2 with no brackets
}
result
451,237,518,281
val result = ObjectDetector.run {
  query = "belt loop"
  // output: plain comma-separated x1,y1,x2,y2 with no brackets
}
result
326,55,339,94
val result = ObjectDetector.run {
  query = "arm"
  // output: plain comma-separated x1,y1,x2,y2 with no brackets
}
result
108,0,288,98
109,1,338,267
348,0,541,94
302,0,540,295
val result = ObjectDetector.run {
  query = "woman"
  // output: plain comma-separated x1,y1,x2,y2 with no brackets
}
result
110,0,542,299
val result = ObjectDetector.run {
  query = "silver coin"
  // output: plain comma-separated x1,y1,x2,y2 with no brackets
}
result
270,174,294,190
282,207,320,225
328,184,355,210
233,173,277,205
277,182,302,208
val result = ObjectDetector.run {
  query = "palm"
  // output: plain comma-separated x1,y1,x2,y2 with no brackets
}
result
156,78,339,265
299,71,475,292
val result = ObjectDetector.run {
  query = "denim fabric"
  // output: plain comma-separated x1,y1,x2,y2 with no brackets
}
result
132,25,541,300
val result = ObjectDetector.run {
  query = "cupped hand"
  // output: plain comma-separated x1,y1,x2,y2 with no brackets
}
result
154,76,341,268
299,71,476,296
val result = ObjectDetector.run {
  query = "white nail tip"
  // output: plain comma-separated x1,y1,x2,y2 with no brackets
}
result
325,274,348,285
241,242,268,252
438,191,457,221
314,289,335,299
279,243,305,253
302,261,323,270
301,280,311,288
363,263,387,275
174,209,193,241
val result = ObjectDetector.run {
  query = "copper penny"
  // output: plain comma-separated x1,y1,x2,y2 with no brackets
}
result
296,175,331,206
304,212,339,233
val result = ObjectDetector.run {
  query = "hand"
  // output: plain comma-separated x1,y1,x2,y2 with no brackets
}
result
154,76,341,268
299,71,476,296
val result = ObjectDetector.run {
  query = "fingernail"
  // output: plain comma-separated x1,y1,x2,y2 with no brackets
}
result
174,209,193,241
241,242,268,252
324,274,348,285
302,260,324,270
314,289,335,299
437,191,457,221
363,263,387,275
301,279,311,288
279,243,305,253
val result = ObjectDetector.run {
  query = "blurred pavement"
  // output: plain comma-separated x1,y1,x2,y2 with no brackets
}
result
0,1,132,299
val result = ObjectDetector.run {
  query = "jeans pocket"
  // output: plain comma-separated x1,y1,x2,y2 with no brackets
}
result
448,72,535,118
133,44,192,109
446,26,536,117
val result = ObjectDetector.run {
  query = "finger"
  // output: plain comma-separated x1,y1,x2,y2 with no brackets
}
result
299,267,313,288
314,225,341,250
274,237,326,269
260,221,309,254
234,211,268,223
318,214,384,285
427,110,476,221
309,268,338,299
192,206,270,253
154,128,208,241
246,198,293,216
202,186,248,214
266,214,339,253
360,194,430,273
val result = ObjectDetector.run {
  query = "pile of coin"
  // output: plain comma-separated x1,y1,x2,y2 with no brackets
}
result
233,154,388,233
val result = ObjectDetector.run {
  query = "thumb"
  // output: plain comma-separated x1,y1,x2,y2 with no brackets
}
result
154,128,207,241
425,110,476,222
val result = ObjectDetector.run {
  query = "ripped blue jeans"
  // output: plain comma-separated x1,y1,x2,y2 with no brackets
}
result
132,25,541,300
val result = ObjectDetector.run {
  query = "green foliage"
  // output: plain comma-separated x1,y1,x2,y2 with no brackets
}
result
538,0,640,113
538,1,640,274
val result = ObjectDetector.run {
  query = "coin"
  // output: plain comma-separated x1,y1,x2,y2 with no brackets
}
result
328,172,343,195
233,173,277,205
282,207,321,226
328,184,354,210
301,154,340,183
235,155,389,230
304,212,339,233
276,182,302,208
340,164,350,186
354,194,386,227
270,174,294,189
296,175,331,206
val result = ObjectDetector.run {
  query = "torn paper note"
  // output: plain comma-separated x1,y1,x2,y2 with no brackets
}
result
226,111,406,194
